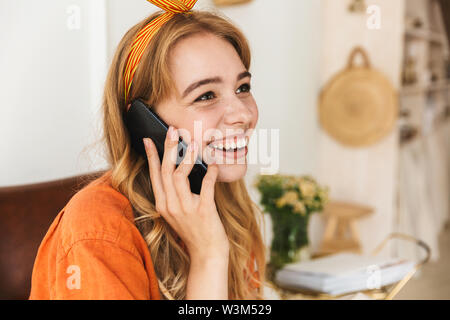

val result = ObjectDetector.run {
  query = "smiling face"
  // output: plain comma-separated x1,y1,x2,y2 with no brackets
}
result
153,32,258,182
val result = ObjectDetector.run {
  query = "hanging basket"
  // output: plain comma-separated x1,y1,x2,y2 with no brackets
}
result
213,0,253,7
319,47,398,147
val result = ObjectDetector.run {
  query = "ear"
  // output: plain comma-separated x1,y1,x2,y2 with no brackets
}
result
126,104,131,112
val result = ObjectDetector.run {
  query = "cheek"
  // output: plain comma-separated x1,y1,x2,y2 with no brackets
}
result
250,103,259,128
253,105,259,125
178,113,220,147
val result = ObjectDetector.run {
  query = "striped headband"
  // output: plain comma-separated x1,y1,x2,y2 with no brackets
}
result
123,0,198,103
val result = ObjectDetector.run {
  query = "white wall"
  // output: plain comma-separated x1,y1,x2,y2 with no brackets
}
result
0,0,108,187
308,0,405,258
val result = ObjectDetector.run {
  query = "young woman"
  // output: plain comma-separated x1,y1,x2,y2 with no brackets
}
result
29,5,266,300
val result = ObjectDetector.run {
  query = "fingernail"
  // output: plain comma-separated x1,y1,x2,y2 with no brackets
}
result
143,138,150,149
170,127,178,141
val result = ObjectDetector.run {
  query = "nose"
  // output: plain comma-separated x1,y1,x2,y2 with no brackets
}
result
223,96,254,127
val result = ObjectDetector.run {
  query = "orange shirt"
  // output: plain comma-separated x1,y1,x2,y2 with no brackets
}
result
29,171,161,300
29,170,259,300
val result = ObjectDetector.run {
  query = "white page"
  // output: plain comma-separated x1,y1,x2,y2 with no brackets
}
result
282,253,412,277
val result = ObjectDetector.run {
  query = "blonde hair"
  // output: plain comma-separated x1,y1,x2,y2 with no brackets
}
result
101,9,266,299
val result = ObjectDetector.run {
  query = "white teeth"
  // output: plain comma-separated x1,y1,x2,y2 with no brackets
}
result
209,137,249,151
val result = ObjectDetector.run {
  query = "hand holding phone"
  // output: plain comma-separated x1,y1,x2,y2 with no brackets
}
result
141,123,230,260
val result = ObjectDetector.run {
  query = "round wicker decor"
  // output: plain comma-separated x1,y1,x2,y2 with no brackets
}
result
213,0,252,6
319,47,398,147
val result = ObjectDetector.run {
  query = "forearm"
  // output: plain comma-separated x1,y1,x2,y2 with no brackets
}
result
186,254,229,300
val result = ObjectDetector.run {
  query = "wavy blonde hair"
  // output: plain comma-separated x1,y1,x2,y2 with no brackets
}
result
100,9,266,300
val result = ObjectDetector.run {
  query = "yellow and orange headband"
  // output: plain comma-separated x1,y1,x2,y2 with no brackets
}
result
123,0,198,103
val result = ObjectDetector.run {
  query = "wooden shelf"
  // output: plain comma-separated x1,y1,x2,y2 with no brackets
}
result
405,28,446,45
400,80,450,96
399,0,449,142
428,80,450,92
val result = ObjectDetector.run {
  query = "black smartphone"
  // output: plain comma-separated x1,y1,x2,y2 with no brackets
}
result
124,98,208,195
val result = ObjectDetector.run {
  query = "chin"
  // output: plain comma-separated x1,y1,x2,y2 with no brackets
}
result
216,163,247,182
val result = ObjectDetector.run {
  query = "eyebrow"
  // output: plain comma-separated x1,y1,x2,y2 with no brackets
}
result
182,71,252,99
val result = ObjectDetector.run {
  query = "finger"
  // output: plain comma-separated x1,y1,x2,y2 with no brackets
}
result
199,163,219,204
161,126,183,214
143,138,167,213
173,140,198,203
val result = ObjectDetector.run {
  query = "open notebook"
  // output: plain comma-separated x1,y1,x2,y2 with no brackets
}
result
275,252,416,295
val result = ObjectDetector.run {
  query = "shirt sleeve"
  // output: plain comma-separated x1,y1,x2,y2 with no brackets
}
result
53,238,151,300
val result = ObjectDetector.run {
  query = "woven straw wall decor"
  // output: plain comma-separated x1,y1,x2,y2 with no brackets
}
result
213,0,253,7
319,47,398,147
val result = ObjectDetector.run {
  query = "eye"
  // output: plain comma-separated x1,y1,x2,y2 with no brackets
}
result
193,83,252,103
237,83,251,94
194,91,215,103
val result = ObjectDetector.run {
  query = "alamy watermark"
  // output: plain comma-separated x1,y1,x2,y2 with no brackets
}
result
365,264,382,290
366,5,381,30
66,5,81,30
66,265,81,290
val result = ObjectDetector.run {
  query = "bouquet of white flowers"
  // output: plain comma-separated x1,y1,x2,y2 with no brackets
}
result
254,174,329,274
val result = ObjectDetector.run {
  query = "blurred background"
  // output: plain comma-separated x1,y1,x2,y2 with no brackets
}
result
0,0,449,299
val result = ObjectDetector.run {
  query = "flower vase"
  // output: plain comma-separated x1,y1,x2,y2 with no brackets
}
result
269,211,310,271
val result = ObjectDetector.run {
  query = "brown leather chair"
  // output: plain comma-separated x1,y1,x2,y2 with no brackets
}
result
0,171,106,300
